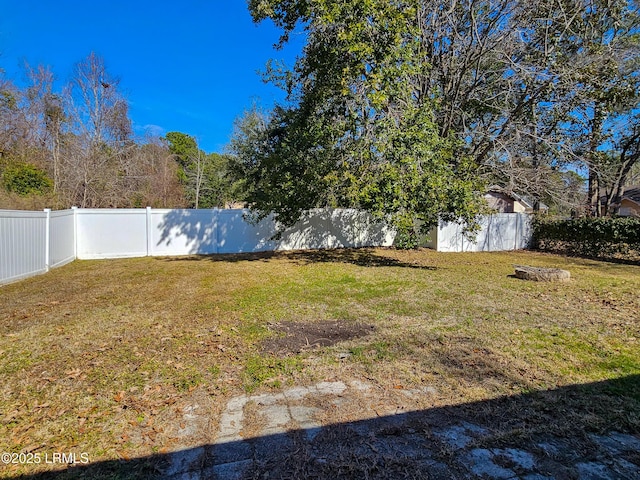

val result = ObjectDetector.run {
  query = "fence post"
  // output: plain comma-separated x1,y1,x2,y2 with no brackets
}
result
214,208,219,254
44,208,51,271
146,207,152,257
71,206,78,259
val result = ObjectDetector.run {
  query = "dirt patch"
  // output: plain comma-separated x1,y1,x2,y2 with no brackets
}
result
261,320,375,355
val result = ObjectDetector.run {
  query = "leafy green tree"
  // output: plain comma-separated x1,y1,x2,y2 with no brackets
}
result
165,131,204,207
165,131,199,170
2,163,52,196
166,132,244,208
239,0,486,242
248,0,638,222
199,153,245,208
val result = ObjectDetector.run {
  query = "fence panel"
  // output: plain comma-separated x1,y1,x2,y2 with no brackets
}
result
151,209,220,256
216,210,276,253
432,221,463,252
515,214,532,250
0,210,47,284
49,209,75,267
150,208,396,255
434,213,531,252
76,209,147,259
276,209,395,251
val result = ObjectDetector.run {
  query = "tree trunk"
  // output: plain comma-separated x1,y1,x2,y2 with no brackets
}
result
587,103,604,216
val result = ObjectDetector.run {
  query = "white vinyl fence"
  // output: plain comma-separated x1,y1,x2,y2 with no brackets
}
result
424,213,531,252
1,208,532,285
1,208,395,284
0,209,75,285
75,208,394,259
49,209,76,267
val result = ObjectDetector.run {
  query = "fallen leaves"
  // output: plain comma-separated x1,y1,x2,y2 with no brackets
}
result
0,248,638,476
65,368,83,379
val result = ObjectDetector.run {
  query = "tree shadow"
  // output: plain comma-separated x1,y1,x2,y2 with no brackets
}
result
533,245,640,267
11,375,640,479
438,214,531,252
152,208,397,257
565,253,640,267
155,247,437,270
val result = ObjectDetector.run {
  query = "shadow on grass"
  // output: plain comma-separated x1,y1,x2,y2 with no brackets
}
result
533,246,640,267
12,375,640,479
154,248,437,270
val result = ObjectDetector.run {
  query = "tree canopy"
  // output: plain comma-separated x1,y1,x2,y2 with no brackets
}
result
3,3,638,221
236,0,489,243
165,131,245,209
236,0,640,229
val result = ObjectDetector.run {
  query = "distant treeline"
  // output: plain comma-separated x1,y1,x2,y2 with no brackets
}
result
0,53,244,210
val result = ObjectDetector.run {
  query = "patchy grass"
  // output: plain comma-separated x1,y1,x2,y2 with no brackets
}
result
0,248,639,476
242,355,304,393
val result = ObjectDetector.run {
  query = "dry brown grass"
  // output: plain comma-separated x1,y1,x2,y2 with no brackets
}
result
1,248,638,477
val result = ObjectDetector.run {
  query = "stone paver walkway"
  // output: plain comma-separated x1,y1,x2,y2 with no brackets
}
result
162,381,640,479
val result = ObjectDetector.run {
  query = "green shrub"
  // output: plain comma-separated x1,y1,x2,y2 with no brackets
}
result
2,163,52,196
532,216,640,258
393,224,419,249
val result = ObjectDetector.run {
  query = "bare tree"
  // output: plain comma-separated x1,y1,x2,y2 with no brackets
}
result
419,0,638,214
186,146,206,209
120,141,186,208
64,52,133,207
20,64,67,195
1,54,193,209
0,76,21,158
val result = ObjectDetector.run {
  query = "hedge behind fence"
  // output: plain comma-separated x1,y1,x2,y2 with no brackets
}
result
532,216,640,258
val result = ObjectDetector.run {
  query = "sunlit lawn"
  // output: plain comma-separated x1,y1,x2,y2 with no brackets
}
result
1,248,638,477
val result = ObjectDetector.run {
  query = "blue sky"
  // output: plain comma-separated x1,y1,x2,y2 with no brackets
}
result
0,0,304,153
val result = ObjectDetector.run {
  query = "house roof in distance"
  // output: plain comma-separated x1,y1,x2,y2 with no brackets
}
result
622,186,640,206
486,186,548,210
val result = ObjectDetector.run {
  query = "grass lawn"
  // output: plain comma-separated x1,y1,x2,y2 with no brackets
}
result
1,248,639,477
